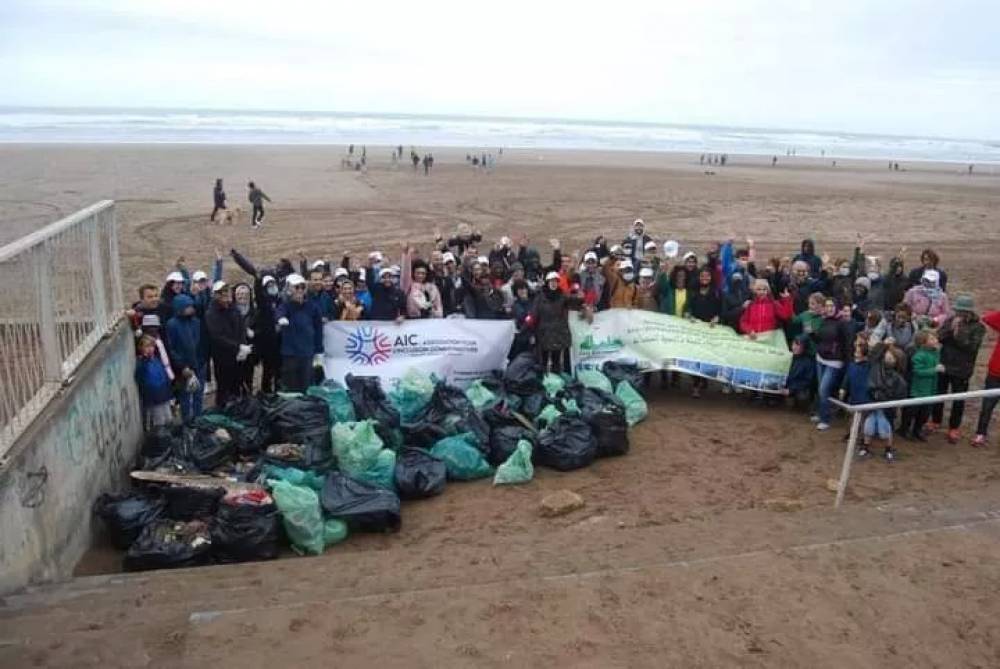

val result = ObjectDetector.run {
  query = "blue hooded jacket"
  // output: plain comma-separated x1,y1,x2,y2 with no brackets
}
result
166,294,204,374
276,297,324,357
134,355,173,406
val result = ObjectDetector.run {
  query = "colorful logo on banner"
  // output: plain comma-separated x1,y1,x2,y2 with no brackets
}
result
345,326,392,365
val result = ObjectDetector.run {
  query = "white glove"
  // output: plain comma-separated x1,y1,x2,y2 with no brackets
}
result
236,344,252,362
277,317,289,328
313,354,324,367
246,328,255,339
185,375,201,393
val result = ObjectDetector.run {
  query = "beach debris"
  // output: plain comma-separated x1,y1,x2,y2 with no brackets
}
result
539,490,585,517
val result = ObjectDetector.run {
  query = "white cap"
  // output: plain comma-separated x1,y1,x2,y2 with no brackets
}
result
212,280,229,293
389,265,401,275
500,236,512,247
477,256,489,265
191,270,208,282
639,268,654,278
682,251,698,261
285,273,306,287
379,268,394,278
442,252,456,264
311,259,326,270
663,240,679,258
617,259,633,270
334,267,349,278
262,275,276,286
368,251,383,262
166,271,184,283
644,240,657,251
610,244,624,254
633,218,644,228
545,271,560,282
583,251,598,262
922,269,940,285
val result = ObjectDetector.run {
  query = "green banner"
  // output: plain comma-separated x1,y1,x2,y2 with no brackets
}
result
570,309,792,393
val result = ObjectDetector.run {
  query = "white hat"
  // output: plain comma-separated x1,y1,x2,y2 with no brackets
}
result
500,236,512,247
639,268,654,278
610,244,624,255
369,251,383,262
545,271,560,282
476,256,489,265
662,240,679,258
583,251,598,262
310,259,326,270
644,240,657,251
191,270,208,283
285,274,306,287
166,271,184,283
922,269,940,285
682,251,698,261
389,265,401,275
334,267,349,278
617,259,633,270
633,218,644,228
379,268,394,278
262,275,276,286
442,252,456,264
212,280,229,293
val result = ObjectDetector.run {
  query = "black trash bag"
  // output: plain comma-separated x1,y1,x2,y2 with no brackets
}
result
140,425,180,462
192,414,268,457
320,471,401,532
393,447,447,499
591,408,629,457
262,394,332,452
535,416,598,471
163,485,225,521
488,424,538,467
345,375,401,446
93,491,166,549
262,442,334,472
601,361,645,396
179,425,236,472
568,385,625,422
519,392,547,419
403,383,490,452
221,395,270,431
210,500,281,563
504,352,544,396
124,519,213,571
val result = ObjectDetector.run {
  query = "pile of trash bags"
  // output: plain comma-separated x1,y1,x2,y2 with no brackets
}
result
94,359,647,571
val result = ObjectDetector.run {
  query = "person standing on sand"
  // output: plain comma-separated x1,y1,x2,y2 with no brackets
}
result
275,273,324,393
211,178,226,222
204,281,249,408
247,181,271,228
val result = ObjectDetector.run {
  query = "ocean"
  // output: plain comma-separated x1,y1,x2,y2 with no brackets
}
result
0,107,997,164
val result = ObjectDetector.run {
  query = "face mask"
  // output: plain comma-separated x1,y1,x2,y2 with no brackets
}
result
266,285,279,297
867,272,879,281
622,271,635,282
838,267,850,276
236,304,250,316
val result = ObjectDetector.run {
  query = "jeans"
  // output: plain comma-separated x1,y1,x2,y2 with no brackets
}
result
178,366,206,422
975,374,1000,437
281,355,312,393
815,361,843,424
252,204,265,224
931,374,970,429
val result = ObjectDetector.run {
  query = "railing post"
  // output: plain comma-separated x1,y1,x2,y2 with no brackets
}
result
34,242,62,382
89,212,108,334
107,204,123,314
835,411,863,509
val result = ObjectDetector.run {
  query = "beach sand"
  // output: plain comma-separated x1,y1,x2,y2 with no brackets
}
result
4,144,1000,667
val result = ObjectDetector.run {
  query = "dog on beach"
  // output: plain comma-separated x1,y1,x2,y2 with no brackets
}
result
213,206,243,225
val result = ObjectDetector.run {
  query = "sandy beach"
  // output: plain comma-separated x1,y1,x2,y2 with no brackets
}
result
4,144,1000,667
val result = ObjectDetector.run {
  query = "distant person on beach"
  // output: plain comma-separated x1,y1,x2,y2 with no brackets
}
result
398,145,403,159
211,178,226,222
772,156,778,166
422,154,430,175
969,164,974,175
247,181,271,228
700,154,705,165
411,151,420,170
721,154,727,166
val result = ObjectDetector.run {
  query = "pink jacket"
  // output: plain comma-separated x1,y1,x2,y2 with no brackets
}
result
903,286,952,325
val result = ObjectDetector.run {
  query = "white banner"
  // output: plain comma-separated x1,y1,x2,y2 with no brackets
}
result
322,319,515,389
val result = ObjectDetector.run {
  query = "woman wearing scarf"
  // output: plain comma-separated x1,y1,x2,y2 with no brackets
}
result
401,249,444,319
903,269,952,327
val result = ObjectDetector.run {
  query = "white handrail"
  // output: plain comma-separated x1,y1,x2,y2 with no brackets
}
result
829,388,1000,508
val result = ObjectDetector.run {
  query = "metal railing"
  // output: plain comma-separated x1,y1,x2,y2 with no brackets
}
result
830,388,1000,508
0,201,122,458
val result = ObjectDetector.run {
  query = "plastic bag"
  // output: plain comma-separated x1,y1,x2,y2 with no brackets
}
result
394,447,447,499
262,394,333,452
306,381,357,424
430,433,494,480
536,416,598,471
542,373,566,398
261,464,325,491
504,352,544,396
403,383,491,452
177,425,234,472
536,404,563,428
577,368,614,394
221,395,269,426
591,409,630,457
601,361,645,395
163,485,225,521
139,425,182,467
345,375,401,448
320,472,401,532
388,368,436,422
493,440,534,485
263,442,334,471
210,500,281,563
331,420,384,477
488,424,537,467
193,413,268,456
465,380,500,411
123,520,212,571
354,448,397,491
93,491,166,550
270,478,326,555
519,392,547,419
323,518,349,546
615,380,648,426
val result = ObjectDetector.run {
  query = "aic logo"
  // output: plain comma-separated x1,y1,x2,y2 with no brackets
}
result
345,326,393,365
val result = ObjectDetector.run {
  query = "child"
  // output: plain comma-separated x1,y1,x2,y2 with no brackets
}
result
784,335,816,408
900,330,942,441
838,335,870,438
135,335,174,429
862,342,907,461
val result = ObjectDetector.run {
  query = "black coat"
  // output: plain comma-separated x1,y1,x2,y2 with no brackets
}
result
204,301,245,367
532,288,580,351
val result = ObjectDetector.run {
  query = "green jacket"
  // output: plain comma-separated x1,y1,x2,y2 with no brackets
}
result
791,311,823,356
909,347,940,398
654,273,688,316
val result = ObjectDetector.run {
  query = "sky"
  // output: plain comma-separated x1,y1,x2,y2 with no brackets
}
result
1,0,998,139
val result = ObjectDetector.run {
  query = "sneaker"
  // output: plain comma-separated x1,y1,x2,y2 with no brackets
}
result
809,414,821,423
857,447,870,458
721,385,732,395
971,434,987,448
884,448,895,463
947,429,960,444
816,422,830,431
925,422,940,433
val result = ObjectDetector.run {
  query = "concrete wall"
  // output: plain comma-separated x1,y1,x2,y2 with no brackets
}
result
0,321,141,595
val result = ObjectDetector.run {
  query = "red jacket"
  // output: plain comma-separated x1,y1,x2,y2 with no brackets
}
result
982,311,1000,377
739,294,793,335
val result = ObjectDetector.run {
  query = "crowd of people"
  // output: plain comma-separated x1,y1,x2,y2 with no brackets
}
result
127,214,1000,463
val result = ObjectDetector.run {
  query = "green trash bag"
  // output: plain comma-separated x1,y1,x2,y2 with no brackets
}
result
536,404,563,428
559,398,581,416
269,479,325,555
466,380,499,411
331,420,384,478
323,518,348,547
542,373,566,398
430,432,493,480
262,464,325,491
388,368,435,422
306,383,356,423
577,368,614,393
615,380,649,426
353,448,397,491
493,440,534,485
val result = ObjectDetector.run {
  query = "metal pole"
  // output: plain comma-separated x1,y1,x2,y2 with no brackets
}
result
34,242,62,382
835,411,862,509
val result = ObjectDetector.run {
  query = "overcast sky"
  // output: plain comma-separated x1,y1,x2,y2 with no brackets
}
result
1,0,998,138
